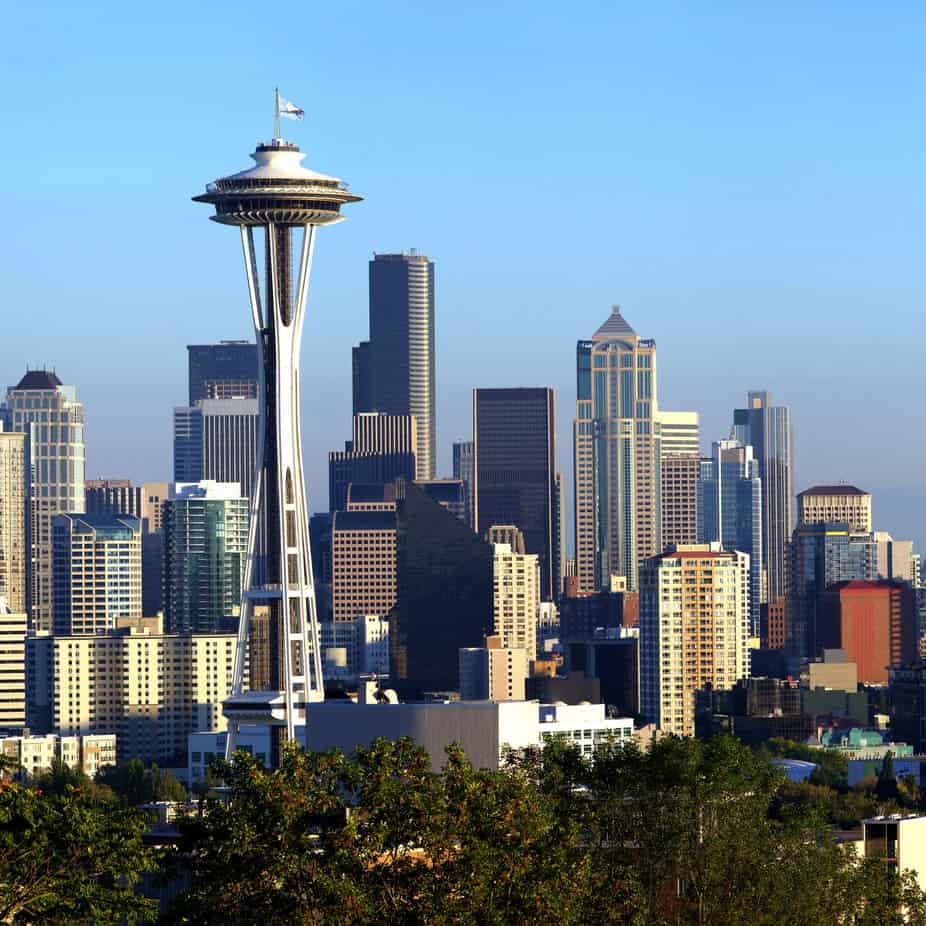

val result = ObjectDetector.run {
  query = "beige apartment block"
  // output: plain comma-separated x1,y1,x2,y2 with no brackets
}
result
0,431,26,614
0,604,27,728
797,485,872,533
331,510,397,623
492,543,540,661
459,634,529,701
26,616,236,764
640,543,750,737
0,733,116,778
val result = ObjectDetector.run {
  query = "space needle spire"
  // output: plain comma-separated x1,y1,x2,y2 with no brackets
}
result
194,96,361,766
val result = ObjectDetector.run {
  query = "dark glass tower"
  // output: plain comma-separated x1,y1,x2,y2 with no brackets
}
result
187,342,259,405
389,479,492,698
474,387,556,600
367,252,436,479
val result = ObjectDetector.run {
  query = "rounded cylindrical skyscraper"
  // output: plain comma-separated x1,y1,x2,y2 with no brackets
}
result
194,100,362,764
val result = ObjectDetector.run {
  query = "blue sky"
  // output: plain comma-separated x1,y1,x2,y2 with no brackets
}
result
2,1,924,550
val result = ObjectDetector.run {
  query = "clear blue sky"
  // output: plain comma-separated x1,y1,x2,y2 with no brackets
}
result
3,1,924,550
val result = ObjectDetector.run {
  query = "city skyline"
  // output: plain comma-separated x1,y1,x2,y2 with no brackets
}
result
3,4,925,554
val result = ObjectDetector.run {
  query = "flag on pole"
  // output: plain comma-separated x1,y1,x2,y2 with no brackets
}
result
279,97,305,121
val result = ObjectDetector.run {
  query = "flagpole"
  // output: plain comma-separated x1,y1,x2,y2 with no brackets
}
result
274,86,281,142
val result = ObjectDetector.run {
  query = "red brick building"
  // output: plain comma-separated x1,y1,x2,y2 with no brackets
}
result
820,580,916,685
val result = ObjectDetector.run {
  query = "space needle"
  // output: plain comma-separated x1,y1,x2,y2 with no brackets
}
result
194,91,362,765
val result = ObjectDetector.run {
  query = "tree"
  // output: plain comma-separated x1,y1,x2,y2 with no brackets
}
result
0,777,155,924
31,757,115,804
97,759,187,805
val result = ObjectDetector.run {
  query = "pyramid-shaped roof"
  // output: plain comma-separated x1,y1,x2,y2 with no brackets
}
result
594,306,636,338
16,369,62,390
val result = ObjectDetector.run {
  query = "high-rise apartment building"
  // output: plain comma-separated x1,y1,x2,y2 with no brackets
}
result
797,485,871,534
733,391,793,604
820,580,917,685
163,482,248,633
492,542,540,661
657,410,700,549
0,601,27,729
474,387,557,600
187,341,259,405
873,532,917,583
0,431,26,613
328,413,418,512
574,307,659,593
698,437,763,635
26,616,236,763
787,522,877,659
331,510,397,624
174,399,259,501
390,479,493,697
452,440,475,529
2,371,85,631
52,514,142,636
639,544,750,736
363,251,436,479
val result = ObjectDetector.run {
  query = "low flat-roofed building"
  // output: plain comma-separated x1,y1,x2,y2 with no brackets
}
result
0,732,116,778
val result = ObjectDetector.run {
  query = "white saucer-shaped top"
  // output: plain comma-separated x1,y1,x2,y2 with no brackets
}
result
220,143,341,185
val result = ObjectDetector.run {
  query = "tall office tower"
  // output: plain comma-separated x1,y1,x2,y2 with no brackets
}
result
452,440,475,529
697,437,764,636
173,399,260,500
417,479,468,522
797,485,872,533
367,251,436,479
26,616,236,763
733,391,793,605
352,341,373,414
473,387,556,600
552,472,565,597
492,543,540,661
194,121,361,761
390,479,493,698
52,514,142,635
574,308,659,594
331,509,397,623
0,600,27,729
486,524,526,553
187,341,259,404
328,414,418,512
141,482,169,533
2,370,85,631
163,482,248,633
820,580,917,685
657,410,700,549
787,522,877,659
85,479,141,519
639,544,750,737
459,634,529,701
0,431,26,613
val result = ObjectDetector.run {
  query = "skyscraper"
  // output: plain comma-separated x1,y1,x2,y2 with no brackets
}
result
639,544,750,736
364,251,436,479
52,514,142,635
328,413,418,512
697,437,763,635
352,341,373,414
474,387,556,600
491,542,540,661
797,485,871,533
733,391,793,604
2,371,85,631
163,482,248,633
657,410,700,549
331,509,397,624
187,341,259,404
574,307,659,593
173,399,260,500
788,522,877,659
0,431,27,614
452,440,475,529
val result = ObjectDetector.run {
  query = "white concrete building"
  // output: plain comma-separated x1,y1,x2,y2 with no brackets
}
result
863,815,926,893
0,732,116,778
304,699,633,771
493,543,540,661
188,726,271,784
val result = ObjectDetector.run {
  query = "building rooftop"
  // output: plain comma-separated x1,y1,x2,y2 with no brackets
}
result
593,306,636,339
333,510,396,532
14,369,62,390
798,485,869,497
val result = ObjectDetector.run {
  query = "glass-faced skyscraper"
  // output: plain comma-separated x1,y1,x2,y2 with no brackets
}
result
574,308,659,592
362,251,436,479
187,341,259,404
473,387,556,600
733,391,793,605
2,371,85,631
698,437,763,636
